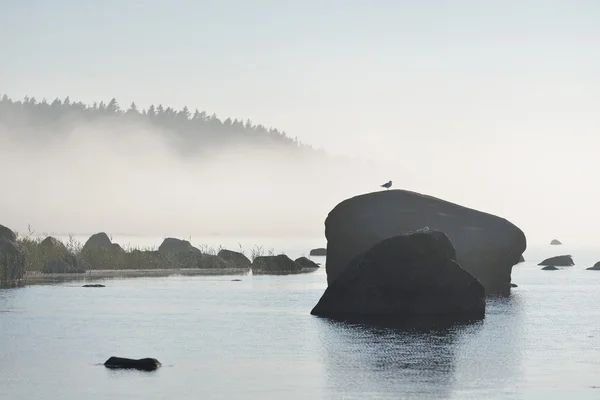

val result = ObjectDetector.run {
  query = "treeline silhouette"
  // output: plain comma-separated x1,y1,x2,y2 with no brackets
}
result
0,94,321,157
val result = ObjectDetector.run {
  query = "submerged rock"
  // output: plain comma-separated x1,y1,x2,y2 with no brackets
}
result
311,230,485,321
104,356,161,371
0,233,26,284
538,255,574,267
542,265,559,270
324,190,526,295
158,238,199,254
83,284,105,287
550,239,562,245
309,248,327,256
295,257,320,269
252,255,302,274
586,262,600,271
217,249,251,268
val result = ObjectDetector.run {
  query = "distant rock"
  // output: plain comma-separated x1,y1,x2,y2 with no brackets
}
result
111,243,125,253
83,284,105,287
542,265,559,270
550,239,562,245
295,257,320,269
538,255,574,267
158,238,199,254
0,232,26,284
324,190,526,295
39,236,77,266
104,356,161,371
311,230,485,321
309,248,327,256
0,224,17,242
586,262,600,271
252,255,302,274
42,260,85,274
82,232,112,251
217,249,251,268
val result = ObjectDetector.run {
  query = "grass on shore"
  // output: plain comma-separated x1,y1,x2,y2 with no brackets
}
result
16,228,279,273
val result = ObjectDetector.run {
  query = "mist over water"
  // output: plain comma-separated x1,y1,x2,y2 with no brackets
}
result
0,114,387,238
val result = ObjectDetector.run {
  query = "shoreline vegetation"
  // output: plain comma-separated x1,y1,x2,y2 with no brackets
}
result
0,224,322,287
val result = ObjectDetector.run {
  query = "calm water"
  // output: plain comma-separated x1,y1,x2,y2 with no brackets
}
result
2,240,600,399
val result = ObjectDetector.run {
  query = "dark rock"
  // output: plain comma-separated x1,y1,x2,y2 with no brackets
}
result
311,230,485,321
550,239,562,245
586,262,600,271
158,238,199,254
538,255,574,267
295,257,320,269
541,265,559,270
39,236,77,266
103,356,161,371
252,255,302,274
111,243,125,253
0,224,17,242
324,190,527,295
82,232,112,251
83,284,105,287
42,260,85,274
510,283,518,287
0,238,26,284
231,279,242,281
518,255,525,263
309,248,327,256
217,249,251,268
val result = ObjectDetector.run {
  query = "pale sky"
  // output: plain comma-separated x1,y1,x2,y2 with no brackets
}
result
1,1,599,245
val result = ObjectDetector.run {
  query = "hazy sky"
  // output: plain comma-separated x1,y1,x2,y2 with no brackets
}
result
1,1,600,245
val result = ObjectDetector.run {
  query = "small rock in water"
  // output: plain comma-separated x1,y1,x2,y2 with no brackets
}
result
541,266,559,270
231,279,242,281
538,255,574,267
586,262,600,271
550,239,562,245
83,284,105,287
104,356,161,371
510,283,518,288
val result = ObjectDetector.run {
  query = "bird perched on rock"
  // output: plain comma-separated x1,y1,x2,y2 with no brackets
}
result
380,180,392,190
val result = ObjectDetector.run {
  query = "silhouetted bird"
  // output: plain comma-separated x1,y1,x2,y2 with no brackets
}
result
381,180,392,190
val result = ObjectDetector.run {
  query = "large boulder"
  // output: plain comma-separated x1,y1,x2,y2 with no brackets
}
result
310,248,327,256
38,236,77,265
0,237,26,284
311,230,485,321
587,262,600,271
82,232,112,251
42,260,85,274
538,255,574,267
550,239,562,245
324,190,526,295
0,224,17,242
295,257,320,269
217,249,251,268
252,255,302,274
158,238,199,254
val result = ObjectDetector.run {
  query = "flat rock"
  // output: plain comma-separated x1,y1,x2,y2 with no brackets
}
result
104,356,161,371
538,255,574,267
252,255,302,274
541,265,559,270
309,248,327,256
295,256,320,269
